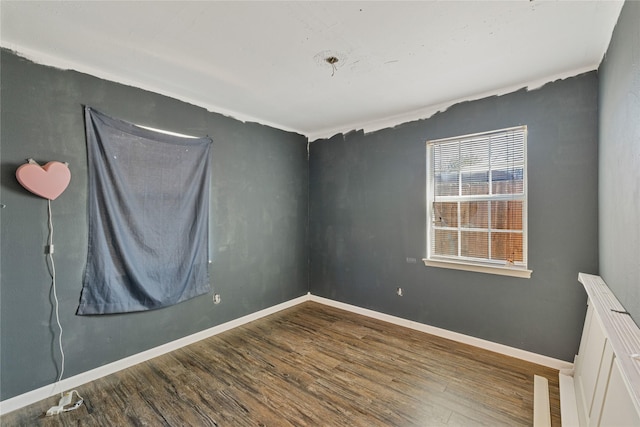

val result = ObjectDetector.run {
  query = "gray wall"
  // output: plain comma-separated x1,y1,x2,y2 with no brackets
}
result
599,0,640,324
0,50,309,401
310,73,599,362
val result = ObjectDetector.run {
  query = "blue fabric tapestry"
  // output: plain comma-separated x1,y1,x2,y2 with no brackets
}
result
77,107,212,314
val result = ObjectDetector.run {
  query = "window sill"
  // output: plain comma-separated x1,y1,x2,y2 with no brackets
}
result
422,258,532,279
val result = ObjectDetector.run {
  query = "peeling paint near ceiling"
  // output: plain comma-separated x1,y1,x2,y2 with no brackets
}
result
0,1,624,140
325,63,601,142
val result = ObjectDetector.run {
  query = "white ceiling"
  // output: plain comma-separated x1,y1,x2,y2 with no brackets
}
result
1,1,624,140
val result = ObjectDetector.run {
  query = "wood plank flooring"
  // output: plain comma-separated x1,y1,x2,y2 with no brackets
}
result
1,302,561,426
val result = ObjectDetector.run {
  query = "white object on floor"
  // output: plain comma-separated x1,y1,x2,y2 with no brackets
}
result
533,375,551,427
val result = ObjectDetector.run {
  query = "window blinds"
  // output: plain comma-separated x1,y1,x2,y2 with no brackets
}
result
427,126,527,268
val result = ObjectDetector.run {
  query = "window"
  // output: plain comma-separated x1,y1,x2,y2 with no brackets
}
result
424,126,531,278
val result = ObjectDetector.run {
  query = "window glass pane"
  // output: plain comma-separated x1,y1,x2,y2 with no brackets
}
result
462,171,489,195
492,167,524,194
491,232,523,262
491,201,523,230
435,172,459,196
433,202,458,227
459,138,489,195
433,230,458,256
433,141,460,171
490,132,525,167
460,137,490,169
433,142,460,196
460,201,488,228
461,231,488,258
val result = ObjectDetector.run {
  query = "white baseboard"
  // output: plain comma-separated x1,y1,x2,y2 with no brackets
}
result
2,292,573,415
309,295,574,371
0,294,311,416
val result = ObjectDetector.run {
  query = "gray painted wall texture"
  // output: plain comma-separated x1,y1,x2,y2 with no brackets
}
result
0,50,309,401
599,0,640,324
309,73,600,362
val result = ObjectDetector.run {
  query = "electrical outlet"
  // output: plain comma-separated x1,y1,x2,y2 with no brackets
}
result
396,287,403,296
213,293,221,304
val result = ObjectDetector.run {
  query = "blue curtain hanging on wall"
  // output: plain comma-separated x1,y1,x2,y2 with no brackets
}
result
77,107,212,315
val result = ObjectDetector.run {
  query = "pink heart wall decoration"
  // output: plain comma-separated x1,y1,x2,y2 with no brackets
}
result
16,160,71,201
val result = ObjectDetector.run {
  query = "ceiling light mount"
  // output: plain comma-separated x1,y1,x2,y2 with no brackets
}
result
325,56,339,76
325,56,339,65
314,50,347,77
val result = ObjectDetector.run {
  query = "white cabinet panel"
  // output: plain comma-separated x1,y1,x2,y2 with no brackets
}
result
566,274,640,427
598,358,640,427
575,304,608,425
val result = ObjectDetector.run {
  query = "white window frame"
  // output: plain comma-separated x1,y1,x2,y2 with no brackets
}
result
423,126,532,278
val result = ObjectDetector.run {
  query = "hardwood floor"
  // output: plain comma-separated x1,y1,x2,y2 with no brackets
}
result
1,302,561,426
